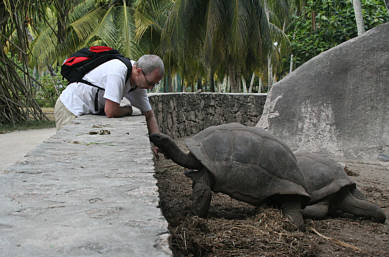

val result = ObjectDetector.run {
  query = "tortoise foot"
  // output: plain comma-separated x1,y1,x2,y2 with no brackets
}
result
280,197,305,231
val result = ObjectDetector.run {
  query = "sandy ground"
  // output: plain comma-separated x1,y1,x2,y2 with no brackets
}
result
0,128,56,171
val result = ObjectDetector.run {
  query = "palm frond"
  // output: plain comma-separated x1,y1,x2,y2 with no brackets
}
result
30,25,58,69
70,7,106,41
115,4,135,56
69,0,98,23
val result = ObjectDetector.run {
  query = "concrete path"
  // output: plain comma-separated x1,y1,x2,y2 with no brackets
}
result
0,128,56,171
0,115,171,257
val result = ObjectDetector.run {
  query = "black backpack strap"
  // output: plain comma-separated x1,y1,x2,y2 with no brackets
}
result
79,79,105,113
116,56,133,82
79,79,104,91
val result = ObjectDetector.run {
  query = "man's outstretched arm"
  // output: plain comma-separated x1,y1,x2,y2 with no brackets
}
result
105,99,132,118
145,109,161,156
145,109,160,135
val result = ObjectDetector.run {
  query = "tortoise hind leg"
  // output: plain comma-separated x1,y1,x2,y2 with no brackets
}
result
185,169,213,217
334,188,386,223
279,196,305,231
302,200,330,219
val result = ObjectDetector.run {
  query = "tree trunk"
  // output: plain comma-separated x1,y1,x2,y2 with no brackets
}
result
168,73,173,92
264,0,273,93
229,65,241,93
209,70,215,92
267,55,273,90
258,77,263,93
174,75,179,91
224,75,229,93
47,65,56,77
176,74,182,92
352,0,365,36
289,33,296,73
0,18,46,124
221,75,227,92
215,80,219,93
311,11,316,31
181,76,185,92
55,2,69,44
249,73,255,93
164,73,172,92
385,0,389,12
241,76,247,93
197,78,202,91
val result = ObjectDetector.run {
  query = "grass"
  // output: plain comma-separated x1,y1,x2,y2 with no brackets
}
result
0,107,55,134
0,120,55,134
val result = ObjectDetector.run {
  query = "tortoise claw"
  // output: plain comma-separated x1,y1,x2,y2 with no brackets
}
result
184,169,199,178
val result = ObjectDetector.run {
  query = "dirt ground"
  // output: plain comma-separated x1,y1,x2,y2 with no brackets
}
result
0,128,56,171
154,139,389,257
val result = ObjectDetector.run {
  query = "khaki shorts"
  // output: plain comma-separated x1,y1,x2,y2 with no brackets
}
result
54,98,77,130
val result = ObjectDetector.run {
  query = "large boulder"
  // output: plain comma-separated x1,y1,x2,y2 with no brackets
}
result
257,22,389,161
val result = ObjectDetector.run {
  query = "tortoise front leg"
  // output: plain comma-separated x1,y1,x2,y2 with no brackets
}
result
302,200,330,219
185,169,213,217
279,196,305,231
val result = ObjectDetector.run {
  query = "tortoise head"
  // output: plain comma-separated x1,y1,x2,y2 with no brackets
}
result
149,133,173,152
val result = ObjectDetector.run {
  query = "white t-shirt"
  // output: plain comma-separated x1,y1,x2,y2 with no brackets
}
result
60,59,152,116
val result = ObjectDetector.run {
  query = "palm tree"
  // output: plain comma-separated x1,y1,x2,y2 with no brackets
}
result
133,0,174,91
162,0,272,93
161,0,307,93
264,0,307,89
31,0,138,71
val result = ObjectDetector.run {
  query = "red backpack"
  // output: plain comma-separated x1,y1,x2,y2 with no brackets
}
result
61,46,132,112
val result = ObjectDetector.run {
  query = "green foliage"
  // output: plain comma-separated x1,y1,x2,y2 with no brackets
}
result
35,72,67,107
286,0,389,73
6,53,65,108
30,0,138,71
11,0,389,98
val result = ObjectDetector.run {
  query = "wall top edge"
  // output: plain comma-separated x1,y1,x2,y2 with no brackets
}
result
148,92,268,96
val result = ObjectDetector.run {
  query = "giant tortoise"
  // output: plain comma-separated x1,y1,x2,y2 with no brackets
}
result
295,152,386,223
150,123,310,230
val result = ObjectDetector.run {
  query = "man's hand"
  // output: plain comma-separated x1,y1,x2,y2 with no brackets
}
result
151,145,160,159
151,145,171,160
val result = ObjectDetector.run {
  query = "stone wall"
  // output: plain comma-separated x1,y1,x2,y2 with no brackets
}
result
149,93,267,138
0,115,170,256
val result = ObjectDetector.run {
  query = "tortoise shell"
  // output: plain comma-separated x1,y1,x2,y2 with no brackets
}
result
185,123,310,205
294,151,355,203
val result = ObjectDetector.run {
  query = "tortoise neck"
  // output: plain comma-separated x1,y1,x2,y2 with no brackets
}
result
164,139,202,169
